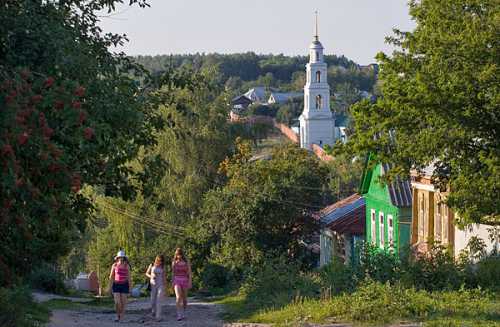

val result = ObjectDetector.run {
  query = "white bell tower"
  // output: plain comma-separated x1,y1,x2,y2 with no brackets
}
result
299,12,335,150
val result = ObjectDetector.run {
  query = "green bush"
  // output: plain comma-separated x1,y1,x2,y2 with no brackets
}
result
199,263,230,291
28,264,67,294
353,243,402,284
0,287,49,327
475,256,500,291
318,258,356,295
403,245,463,291
240,256,320,310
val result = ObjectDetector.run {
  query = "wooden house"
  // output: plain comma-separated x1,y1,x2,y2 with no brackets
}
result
410,165,499,257
360,158,413,254
231,94,252,110
318,194,365,266
244,87,267,103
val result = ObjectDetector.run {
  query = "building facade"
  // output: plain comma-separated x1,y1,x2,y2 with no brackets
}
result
299,24,335,150
318,194,365,266
360,158,413,254
410,166,499,257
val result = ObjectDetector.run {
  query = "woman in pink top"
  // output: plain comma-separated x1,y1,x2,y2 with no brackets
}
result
172,247,192,321
109,250,131,322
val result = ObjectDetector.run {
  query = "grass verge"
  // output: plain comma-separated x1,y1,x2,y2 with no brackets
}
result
218,282,500,327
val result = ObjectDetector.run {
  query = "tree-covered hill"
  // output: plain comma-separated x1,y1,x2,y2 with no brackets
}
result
132,52,378,93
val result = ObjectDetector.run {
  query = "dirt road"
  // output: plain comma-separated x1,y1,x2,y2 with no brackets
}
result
47,296,224,327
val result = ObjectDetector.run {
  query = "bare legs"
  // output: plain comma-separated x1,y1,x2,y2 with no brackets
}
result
113,293,128,321
174,285,188,320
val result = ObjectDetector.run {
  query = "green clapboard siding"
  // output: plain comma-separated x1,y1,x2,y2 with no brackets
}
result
362,163,410,254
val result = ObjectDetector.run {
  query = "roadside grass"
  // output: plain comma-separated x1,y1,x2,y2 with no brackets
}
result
218,282,500,327
27,302,51,325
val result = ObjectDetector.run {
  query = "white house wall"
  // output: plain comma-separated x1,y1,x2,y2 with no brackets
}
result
454,224,499,257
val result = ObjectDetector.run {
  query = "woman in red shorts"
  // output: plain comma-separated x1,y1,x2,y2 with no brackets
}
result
171,247,192,321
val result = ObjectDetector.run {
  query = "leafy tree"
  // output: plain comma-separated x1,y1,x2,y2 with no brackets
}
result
0,0,153,285
199,141,328,270
276,98,304,125
325,154,364,203
344,0,499,224
332,82,362,114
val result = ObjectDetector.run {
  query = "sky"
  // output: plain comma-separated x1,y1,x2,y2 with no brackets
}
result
99,0,416,65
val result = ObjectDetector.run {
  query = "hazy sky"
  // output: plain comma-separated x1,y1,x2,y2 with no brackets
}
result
99,0,415,65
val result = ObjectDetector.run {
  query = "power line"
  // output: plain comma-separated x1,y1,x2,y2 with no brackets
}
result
99,199,187,232
98,202,185,238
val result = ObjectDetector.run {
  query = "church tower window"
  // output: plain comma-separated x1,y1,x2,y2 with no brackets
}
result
316,71,321,83
315,94,322,109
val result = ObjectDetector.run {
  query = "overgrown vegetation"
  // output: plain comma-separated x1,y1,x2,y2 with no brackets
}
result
219,242,500,326
343,0,500,225
0,287,49,327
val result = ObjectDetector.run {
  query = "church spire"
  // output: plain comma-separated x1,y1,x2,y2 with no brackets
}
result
314,11,319,41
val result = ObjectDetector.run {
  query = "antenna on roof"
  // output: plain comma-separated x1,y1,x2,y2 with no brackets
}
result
314,10,319,41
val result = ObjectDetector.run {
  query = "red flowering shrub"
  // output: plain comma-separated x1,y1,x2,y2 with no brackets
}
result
0,70,96,285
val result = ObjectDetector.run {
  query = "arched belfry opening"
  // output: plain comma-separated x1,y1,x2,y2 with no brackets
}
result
316,94,322,109
316,71,321,83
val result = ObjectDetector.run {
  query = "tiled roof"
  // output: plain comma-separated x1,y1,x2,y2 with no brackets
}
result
381,163,413,208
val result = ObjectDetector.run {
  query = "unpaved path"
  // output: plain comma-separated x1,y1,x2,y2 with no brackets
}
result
47,296,223,327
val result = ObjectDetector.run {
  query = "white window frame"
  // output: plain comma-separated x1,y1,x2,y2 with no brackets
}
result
387,214,394,249
379,212,385,249
370,209,376,245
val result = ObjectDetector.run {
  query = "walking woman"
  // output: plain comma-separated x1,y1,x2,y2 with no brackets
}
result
109,250,131,322
172,248,192,321
145,255,166,321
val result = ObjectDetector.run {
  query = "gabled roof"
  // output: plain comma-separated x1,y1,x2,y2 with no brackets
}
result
231,94,252,103
244,87,266,102
360,154,412,208
317,194,365,235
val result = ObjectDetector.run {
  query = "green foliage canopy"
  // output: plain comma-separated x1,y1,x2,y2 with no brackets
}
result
345,0,499,224
199,141,328,269
0,0,153,285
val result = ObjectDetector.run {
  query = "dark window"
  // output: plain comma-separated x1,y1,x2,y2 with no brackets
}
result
315,94,322,109
316,71,321,83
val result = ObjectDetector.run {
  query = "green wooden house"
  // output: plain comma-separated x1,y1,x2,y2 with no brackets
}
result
360,158,412,254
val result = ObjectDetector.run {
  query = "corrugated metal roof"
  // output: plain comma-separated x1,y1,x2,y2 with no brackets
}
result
268,92,303,104
319,194,365,226
381,163,413,208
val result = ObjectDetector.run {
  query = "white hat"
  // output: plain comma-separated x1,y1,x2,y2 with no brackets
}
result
114,250,127,260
